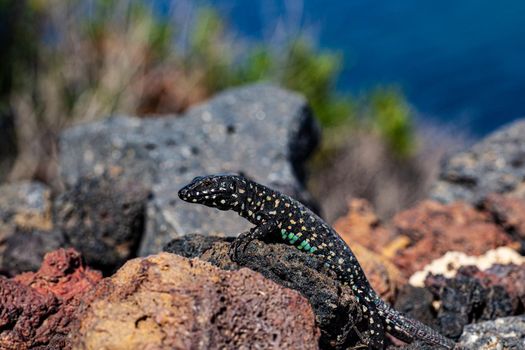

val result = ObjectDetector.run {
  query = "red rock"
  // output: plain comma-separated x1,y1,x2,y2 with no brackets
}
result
334,199,395,252
315,200,405,302
0,248,102,350
14,248,101,301
71,253,320,350
483,193,525,244
391,200,514,276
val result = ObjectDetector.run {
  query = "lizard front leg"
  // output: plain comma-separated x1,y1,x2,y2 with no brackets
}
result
229,220,278,261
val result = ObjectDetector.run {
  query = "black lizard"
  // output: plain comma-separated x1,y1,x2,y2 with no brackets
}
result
178,174,455,349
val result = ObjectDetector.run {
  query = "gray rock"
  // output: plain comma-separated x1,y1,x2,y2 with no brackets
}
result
431,120,525,204
458,316,525,349
0,181,51,227
53,175,148,273
0,227,63,274
59,84,319,255
0,181,63,274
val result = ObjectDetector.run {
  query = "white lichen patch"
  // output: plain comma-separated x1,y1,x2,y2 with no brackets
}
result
409,247,525,287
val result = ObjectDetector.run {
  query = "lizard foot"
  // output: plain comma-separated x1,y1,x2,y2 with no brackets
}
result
228,231,252,262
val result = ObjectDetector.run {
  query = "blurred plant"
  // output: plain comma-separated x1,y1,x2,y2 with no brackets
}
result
280,40,354,128
364,87,415,157
2,1,416,187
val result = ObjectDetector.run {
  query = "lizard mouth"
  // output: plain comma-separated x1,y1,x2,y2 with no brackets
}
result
178,184,229,202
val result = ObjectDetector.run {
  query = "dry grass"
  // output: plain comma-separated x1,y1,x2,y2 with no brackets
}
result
309,122,470,222
7,1,210,187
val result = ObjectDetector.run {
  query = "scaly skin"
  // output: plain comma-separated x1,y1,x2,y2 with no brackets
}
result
179,174,455,349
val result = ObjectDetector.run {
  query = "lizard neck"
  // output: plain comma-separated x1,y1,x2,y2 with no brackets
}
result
237,181,278,226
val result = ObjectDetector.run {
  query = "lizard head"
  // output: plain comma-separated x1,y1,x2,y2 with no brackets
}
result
178,174,248,211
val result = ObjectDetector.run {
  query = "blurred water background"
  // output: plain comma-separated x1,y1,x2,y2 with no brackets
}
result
2,0,525,217
200,0,525,136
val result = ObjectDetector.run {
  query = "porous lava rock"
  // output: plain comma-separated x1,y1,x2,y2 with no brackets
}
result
333,198,518,278
0,248,101,350
393,286,439,335
0,181,51,231
165,234,392,349
71,252,320,350
391,200,514,276
409,247,525,287
425,264,525,339
0,181,62,274
53,176,148,273
431,119,525,204
59,84,320,255
483,193,525,252
458,315,525,349
333,199,396,253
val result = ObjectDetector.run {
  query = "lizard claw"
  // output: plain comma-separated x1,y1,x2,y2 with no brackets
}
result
228,239,241,261
229,233,251,262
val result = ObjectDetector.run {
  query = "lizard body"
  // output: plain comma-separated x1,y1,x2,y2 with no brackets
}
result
179,174,455,349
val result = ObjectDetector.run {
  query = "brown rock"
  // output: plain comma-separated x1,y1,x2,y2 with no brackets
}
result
165,235,386,349
392,200,514,276
333,199,394,252
483,193,525,248
71,252,320,350
0,248,102,350
332,200,412,300
352,243,406,303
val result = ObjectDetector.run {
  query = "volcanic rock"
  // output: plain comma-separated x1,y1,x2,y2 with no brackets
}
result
0,248,101,349
458,315,525,349
432,119,525,204
391,200,514,276
71,252,320,350
53,175,148,272
425,264,525,339
165,234,390,349
59,84,320,255
0,181,62,274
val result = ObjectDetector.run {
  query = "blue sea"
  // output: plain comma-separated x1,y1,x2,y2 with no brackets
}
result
167,0,525,136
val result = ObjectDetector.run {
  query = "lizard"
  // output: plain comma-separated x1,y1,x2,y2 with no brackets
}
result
178,174,456,349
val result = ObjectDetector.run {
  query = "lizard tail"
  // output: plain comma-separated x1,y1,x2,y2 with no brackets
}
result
373,298,456,349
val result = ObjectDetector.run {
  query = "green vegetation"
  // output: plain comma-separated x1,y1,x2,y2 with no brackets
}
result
366,87,415,157
1,1,415,184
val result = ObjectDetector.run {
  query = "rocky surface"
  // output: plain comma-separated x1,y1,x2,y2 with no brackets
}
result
0,181,51,231
0,227,63,275
409,247,525,287
59,84,320,255
165,234,399,349
391,200,515,276
431,119,525,204
425,264,525,339
483,193,525,252
71,252,320,350
54,176,148,272
0,181,63,274
393,286,439,336
458,316,525,349
0,248,101,350
333,199,396,254
334,198,519,278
